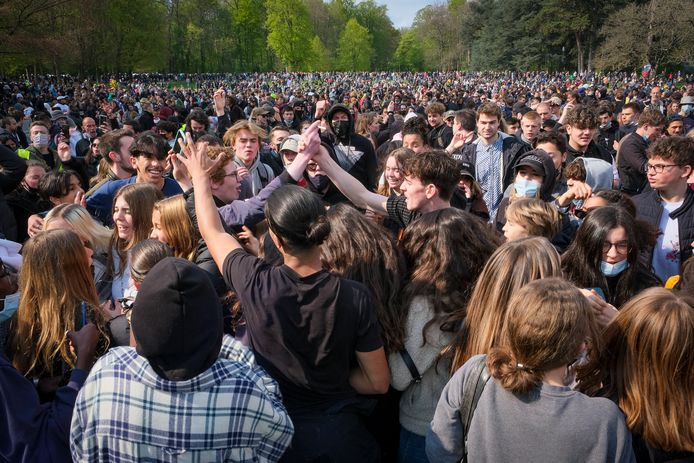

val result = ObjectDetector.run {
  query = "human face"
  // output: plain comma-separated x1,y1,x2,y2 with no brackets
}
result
190,119,206,133
445,117,454,128
598,113,611,126
476,114,500,143
282,109,294,122
667,121,684,136
603,226,629,264
149,209,169,244
55,175,84,205
506,122,519,134
515,167,544,184
271,129,290,151
650,87,661,102
30,124,49,138
581,195,609,214
621,108,636,124
566,124,596,150
535,141,566,171
536,104,552,121
115,136,136,173
503,220,529,242
384,156,403,190
211,161,241,204
233,129,260,166
521,117,540,141
82,118,97,137
281,149,297,167
646,155,691,190
403,134,426,153
130,152,165,185
642,124,664,141
427,112,443,128
91,138,101,156
113,196,134,241
400,175,429,211
23,165,46,190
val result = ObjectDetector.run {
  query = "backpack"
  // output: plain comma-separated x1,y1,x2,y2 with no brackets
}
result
460,355,491,462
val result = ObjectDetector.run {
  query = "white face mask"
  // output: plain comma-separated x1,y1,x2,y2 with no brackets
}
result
31,133,50,148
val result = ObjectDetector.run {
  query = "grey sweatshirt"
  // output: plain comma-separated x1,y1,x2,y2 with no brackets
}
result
389,296,454,436
426,354,635,463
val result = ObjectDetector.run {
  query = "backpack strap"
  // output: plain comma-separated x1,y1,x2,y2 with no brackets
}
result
399,348,422,383
461,355,491,462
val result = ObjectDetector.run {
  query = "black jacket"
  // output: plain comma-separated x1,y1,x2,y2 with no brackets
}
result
456,134,530,193
634,187,694,269
616,132,648,195
566,140,613,165
0,146,27,241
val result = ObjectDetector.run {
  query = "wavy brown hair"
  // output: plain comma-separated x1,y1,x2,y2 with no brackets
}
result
400,209,500,343
487,278,599,395
8,230,106,377
154,195,198,261
578,288,694,453
321,204,407,353
447,237,562,373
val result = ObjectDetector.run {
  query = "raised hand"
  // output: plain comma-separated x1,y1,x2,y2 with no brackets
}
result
57,141,72,162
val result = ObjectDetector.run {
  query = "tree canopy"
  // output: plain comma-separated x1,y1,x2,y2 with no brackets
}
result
0,0,691,75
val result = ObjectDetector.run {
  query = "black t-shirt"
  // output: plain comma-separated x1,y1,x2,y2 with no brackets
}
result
223,249,382,414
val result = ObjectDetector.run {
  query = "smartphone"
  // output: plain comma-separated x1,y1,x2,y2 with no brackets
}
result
97,114,106,125
586,287,606,300
172,128,187,154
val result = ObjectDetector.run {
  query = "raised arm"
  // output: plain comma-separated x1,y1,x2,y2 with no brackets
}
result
313,147,388,214
177,136,242,270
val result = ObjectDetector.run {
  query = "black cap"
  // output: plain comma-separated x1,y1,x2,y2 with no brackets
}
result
459,160,475,179
132,257,222,381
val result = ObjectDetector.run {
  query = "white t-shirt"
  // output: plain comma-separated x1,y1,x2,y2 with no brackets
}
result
652,200,683,281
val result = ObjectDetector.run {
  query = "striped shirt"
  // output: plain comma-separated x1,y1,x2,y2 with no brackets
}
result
70,335,293,462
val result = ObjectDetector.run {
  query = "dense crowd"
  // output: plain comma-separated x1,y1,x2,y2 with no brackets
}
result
0,70,693,463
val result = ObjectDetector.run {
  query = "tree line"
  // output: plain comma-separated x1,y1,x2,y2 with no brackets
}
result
0,0,692,76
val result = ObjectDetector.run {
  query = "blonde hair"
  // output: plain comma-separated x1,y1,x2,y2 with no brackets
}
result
448,237,562,373
505,198,562,240
579,288,694,452
153,195,198,260
487,278,598,394
222,120,267,148
44,204,111,253
8,230,106,377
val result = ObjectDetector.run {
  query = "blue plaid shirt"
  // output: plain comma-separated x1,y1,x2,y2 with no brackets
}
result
70,335,293,462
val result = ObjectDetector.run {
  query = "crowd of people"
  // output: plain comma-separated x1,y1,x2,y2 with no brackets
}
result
0,70,693,462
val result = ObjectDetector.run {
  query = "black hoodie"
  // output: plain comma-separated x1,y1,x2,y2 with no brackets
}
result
325,104,378,192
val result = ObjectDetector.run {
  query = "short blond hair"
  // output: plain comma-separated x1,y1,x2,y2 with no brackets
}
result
222,120,267,147
506,198,561,239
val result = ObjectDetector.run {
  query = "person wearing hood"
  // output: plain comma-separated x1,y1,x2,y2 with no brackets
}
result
556,157,614,213
70,257,294,461
324,104,378,193
494,149,557,234
6,160,51,242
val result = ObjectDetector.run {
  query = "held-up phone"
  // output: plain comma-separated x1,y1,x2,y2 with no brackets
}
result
586,287,606,301
173,128,187,154
97,114,107,125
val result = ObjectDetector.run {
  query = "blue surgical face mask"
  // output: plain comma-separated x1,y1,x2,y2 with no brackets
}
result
514,179,541,198
600,259,629,277
572,198,585,210
0,292,19,323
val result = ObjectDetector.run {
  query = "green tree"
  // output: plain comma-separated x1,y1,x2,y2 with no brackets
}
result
392,29,425,71
307,35,332,70
265,0,315,69
335,18,373,71
352,0,399,69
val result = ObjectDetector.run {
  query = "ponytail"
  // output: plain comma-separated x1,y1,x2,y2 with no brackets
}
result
488,347,542,395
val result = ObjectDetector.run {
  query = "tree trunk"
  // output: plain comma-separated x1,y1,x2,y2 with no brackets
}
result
575,32,584,73
645,0,657,65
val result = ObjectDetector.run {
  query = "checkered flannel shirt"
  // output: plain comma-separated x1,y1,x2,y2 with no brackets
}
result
70,335,293,462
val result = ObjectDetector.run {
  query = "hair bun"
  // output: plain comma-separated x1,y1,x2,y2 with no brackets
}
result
306,214,331,246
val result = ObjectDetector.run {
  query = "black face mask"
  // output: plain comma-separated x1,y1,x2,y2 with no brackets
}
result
309,174,330,191
333,120,350,139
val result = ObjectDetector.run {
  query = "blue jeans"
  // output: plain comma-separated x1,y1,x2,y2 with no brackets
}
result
398,427,429,463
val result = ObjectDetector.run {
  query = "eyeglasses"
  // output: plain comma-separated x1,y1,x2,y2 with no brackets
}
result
82,239,93,251
224,170,239,181
602,240,629,254
645,163,681,173
307,162,319,172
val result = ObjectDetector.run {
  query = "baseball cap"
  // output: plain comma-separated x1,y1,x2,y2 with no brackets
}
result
280,134,301,153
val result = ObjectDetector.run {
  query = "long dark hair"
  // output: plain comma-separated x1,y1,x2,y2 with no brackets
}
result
321,204,407,353
264,185,330,252
561,206,645,307
400,209,500,340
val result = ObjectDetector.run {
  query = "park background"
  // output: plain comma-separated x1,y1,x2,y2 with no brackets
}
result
1,0,693,76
